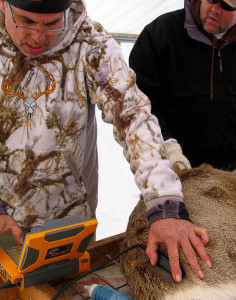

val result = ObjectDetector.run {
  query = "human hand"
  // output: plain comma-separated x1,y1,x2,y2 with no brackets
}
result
0,215,23,245
146,218,212,282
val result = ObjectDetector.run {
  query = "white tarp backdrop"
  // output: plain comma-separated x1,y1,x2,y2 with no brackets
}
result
86,0,184,34
85,0,185,240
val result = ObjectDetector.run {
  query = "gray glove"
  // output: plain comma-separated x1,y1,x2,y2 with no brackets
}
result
165,139,191,170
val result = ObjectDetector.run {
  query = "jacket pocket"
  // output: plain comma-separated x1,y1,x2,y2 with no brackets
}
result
0,149,87,224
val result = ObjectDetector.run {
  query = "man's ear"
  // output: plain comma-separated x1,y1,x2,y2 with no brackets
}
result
0,0,6,14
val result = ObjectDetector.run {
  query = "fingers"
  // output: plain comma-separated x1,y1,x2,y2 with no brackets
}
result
166,242,182,282
191,227,212,268
11,225,23,245
0,215,23,245
8,217,23,245
146,225,161,266
194,226,210,246
181,235,205,279
146,238,159,266
181,228,212,279
147,219,212,283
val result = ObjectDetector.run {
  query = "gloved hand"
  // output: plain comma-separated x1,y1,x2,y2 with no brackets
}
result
165,139,191,170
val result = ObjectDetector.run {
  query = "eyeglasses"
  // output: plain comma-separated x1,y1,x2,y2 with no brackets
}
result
207,0,236,11
7,3,67,35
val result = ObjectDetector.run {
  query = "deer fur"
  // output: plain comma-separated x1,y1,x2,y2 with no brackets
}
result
120,164,236,300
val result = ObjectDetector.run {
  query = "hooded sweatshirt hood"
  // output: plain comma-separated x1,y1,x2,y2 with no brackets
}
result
189,0,236,46
44,0,87,54
185,0,236,99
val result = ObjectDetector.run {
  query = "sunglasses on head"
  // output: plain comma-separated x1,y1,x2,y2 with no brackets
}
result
207,0,236,11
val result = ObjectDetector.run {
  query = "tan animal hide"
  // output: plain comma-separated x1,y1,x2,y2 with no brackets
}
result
120,164,236,300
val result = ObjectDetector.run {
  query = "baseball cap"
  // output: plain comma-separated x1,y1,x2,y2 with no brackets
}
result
224,0,236,8
5,0,71,13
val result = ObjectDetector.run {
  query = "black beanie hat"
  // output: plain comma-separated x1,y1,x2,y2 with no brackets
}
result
5,0,71,13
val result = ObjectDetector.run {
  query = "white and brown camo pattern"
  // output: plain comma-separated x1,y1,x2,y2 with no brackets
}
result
0,0,183,228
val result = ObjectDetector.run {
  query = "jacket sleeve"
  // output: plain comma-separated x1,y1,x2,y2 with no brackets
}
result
129,25,173,141
86,32,190,225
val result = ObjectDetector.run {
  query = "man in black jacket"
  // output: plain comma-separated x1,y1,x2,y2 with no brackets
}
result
129,0,236,284
129,0,236,171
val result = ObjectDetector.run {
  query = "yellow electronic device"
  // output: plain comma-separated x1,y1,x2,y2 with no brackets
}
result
0,216,97,290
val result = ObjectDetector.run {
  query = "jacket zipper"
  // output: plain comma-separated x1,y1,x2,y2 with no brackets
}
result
218,50,223,73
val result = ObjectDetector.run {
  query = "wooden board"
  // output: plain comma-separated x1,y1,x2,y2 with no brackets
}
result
0,233,128,300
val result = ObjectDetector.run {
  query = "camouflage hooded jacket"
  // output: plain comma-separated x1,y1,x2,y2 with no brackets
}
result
0,0,184,228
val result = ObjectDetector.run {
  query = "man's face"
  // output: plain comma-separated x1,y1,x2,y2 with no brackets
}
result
0,1,64,58
200,0,236,35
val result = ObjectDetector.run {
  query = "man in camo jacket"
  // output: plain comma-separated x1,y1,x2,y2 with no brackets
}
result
0,0,211,282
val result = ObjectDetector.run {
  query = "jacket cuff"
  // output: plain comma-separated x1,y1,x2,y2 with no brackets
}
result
0,202,8,215
146,199,190,226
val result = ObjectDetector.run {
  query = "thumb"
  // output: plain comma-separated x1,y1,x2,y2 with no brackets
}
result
194,226,209,246
10,225,23,245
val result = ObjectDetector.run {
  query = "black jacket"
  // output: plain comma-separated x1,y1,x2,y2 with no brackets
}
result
129,7,236,169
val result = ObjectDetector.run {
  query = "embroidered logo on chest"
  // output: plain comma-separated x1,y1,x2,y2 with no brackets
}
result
1,72,55,120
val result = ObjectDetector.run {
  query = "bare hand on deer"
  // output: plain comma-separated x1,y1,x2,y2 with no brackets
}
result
146,218,212,282
0,215,23,245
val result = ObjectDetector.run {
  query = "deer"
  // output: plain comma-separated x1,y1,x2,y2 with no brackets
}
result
120,164,236,300
1,72,56,119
